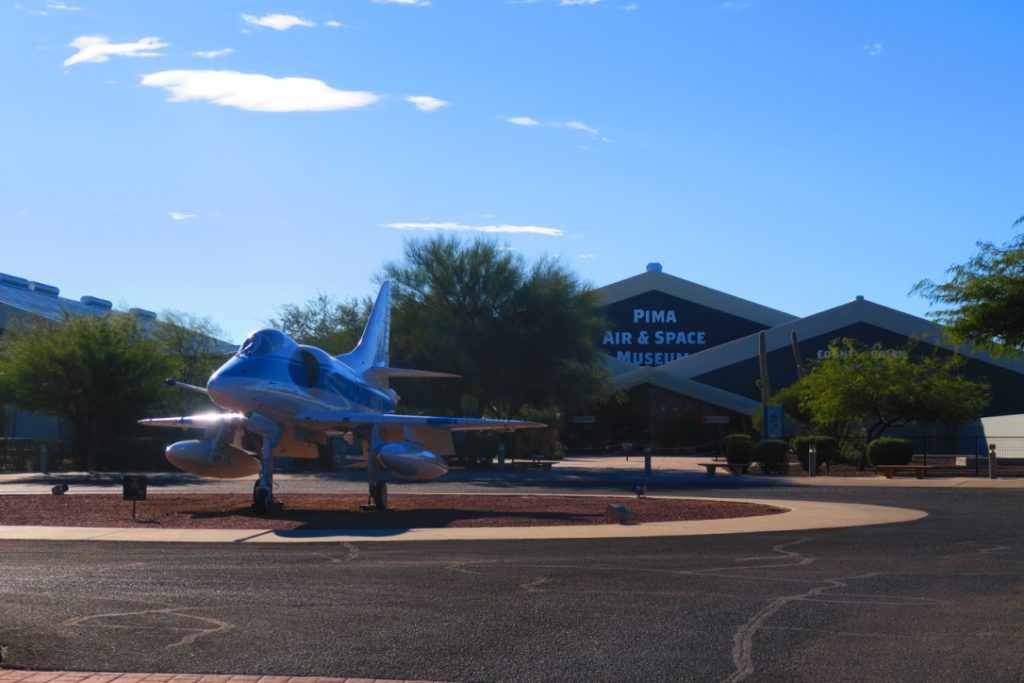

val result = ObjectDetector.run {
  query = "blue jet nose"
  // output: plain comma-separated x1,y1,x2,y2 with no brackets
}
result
206,357,249,412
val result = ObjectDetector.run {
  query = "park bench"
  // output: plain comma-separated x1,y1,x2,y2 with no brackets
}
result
698,462,749,476
874,464,934,479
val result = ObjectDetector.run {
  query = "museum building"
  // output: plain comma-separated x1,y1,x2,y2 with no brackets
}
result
5,266,1024,459
565,264,1024,451
0,272,235,442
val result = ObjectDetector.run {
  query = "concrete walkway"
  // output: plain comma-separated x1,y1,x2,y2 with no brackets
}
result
0,669,447,683
0,496,926,543
5,451,1021,543
3,452,1020,542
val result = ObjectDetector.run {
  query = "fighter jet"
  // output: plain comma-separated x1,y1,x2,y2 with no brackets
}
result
139,281,544,513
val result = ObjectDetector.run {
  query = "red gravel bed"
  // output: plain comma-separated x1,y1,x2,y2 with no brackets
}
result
0,494,785,530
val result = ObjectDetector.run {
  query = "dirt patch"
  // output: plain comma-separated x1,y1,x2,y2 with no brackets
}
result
0,494,785,530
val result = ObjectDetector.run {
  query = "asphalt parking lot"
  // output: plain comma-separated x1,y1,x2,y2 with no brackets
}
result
1,470,1022,682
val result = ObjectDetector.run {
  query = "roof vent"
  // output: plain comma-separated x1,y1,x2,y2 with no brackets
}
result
129,307,157,320
80,295,113,310
0,273,30,289
855,295,865,301
29,281,60,297
646,262,663,273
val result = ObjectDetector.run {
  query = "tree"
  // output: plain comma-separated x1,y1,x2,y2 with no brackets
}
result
0,314,171,469
153,310,231,414
269,292,371,354
779,338,989,468
380,236,609,420
913,217,1024,356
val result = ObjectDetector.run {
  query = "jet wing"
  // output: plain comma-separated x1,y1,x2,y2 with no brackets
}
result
290,411,545,433
138,413,249,430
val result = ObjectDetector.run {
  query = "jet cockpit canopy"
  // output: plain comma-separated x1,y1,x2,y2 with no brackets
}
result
238,328,294,358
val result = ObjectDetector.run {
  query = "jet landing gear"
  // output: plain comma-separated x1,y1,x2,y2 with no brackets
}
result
252,433,278,515
361,425,389,511
360,481,388,511
253,482,272,515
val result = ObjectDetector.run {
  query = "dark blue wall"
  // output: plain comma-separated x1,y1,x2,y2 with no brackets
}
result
600,291,771,367
691,322,1024,417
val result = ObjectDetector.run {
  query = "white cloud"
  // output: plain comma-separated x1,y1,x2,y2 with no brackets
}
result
561,0,600,4
508,0,539,3
382,221,563,237
721,1,752,9
170,212,196,221
241,13,315,30
562,120,599,135
863,42,883,56
504,116,540,126
578,253,596,259
191,48,233,59
325,20,343,28
64,35,168,68
619,2,638,10
141,70,380,112
477,224,563,236
407,95,449,112
15,3,50,15
47,2,83,11
373,0,431,6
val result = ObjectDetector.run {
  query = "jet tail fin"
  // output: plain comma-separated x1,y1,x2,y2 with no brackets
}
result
337,281,459,388
336,281,391,376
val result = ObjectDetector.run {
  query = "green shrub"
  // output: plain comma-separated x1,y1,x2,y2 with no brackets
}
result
867,437,914,466
792,436,838,472
755,439,789,474
721,433,755,465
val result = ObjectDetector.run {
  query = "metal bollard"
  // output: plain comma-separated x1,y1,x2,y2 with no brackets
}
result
644,445,652,476
988,443,997,479
808,442,818,477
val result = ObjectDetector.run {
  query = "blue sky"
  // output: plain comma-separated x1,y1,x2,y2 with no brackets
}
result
3,0,1022,343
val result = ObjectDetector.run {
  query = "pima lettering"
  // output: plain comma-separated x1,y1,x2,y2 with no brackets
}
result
633,309,677,323
617,351,688,365
654,330,706,345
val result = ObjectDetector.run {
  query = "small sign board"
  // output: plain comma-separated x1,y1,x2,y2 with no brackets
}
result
765,405,784,440
570,415,597,424
122,475,148,501
700,415,730,425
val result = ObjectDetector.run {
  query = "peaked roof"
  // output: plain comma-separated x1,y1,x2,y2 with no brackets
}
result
597,269,799,327
604,294,1024,413
662,295,1024,379
0,279,236,355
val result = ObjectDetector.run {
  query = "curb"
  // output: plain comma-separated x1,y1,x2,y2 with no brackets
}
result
0,497,926,543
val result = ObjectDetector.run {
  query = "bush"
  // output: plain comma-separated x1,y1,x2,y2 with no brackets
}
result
721,434,755,465
867,437,914,466
755,440,789,474
792,436,838,472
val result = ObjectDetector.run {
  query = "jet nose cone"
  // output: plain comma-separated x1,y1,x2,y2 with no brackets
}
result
206,373,225,406
206,369,242,411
